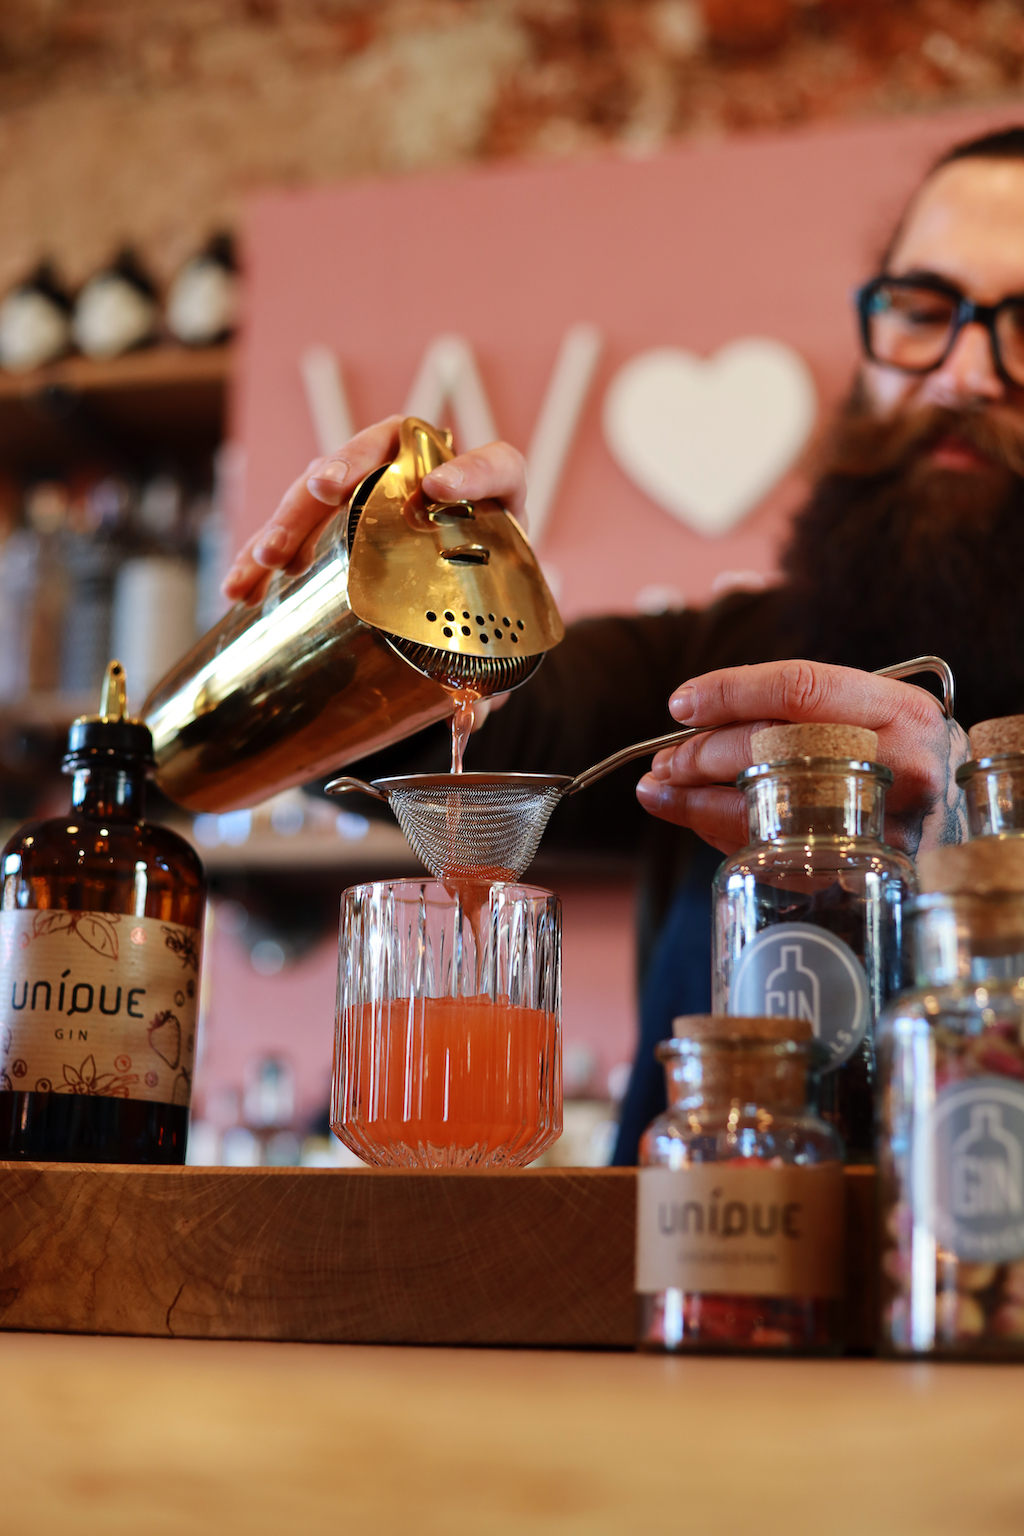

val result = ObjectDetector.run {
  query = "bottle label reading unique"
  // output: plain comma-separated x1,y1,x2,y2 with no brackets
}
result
728,922,870,1070
635,1164,845,1299
932,1076,1024,1263
0,911,200,1107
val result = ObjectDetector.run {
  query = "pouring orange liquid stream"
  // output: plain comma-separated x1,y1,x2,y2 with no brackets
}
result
449,688,477,775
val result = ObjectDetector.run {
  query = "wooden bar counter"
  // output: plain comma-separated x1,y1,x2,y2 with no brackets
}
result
1,1334,1023,1533
0,1164,1021,1532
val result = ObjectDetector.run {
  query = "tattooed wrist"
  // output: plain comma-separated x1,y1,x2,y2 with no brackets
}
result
918,721,971,854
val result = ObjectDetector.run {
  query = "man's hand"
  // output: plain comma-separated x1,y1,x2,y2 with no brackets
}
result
222,417,529,603
635,659,970,857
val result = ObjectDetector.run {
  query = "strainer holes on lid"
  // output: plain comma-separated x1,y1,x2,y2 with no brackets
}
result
425,610,437,622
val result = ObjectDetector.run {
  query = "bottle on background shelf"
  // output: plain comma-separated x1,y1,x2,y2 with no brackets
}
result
0,262,73,374
72,248,159,362
61,534,117,700
21,482,70,700
111,472,198,712
165,234,238,349
192,448,234,636
0,660,206,1162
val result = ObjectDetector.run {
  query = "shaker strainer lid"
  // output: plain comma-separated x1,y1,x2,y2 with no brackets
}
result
345,417,564,675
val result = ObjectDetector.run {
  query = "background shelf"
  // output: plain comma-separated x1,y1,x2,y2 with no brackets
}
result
0,345,231,476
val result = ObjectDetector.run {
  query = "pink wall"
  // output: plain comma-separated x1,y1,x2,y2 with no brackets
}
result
234,101,1020,621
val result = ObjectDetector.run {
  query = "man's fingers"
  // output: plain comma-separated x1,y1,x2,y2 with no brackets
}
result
223,422,530,602
303,417,404,510
221,418,404,600
649,723,773,789
636,776,748,852
422,440,528,525
670,659,944,735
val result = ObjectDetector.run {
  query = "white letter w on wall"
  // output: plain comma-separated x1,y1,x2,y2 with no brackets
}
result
299,326,602,547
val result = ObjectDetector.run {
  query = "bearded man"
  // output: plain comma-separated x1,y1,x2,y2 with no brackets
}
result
225,126,1022,1159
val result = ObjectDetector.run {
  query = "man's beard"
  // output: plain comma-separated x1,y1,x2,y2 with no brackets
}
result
778,393,1024,730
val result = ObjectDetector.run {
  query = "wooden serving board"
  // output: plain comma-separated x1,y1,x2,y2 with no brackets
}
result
0,1164,878,1350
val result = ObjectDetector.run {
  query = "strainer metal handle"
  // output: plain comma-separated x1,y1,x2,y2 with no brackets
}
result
872,654,955,718
326,774,388,800
563,653,956,795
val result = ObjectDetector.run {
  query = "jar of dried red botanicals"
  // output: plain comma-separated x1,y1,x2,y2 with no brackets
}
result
877,839,1024,1357
957,714,1024,839
714,723,917,1163
636,1015,845,1354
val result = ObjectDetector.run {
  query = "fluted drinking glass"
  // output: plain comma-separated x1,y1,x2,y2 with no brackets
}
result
332,879,561,1168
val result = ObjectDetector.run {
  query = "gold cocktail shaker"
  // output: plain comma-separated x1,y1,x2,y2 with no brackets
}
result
143,419,564,812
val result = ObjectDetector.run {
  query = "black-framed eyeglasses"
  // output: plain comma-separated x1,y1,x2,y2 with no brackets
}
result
855,274,1024,388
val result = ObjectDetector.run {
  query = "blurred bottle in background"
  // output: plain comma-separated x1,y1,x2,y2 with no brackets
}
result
193,444,235,636
111,472,198,712
59,474,129,700
0,481,70,700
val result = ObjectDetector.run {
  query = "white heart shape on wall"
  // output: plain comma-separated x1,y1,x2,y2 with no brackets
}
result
602,339,817,537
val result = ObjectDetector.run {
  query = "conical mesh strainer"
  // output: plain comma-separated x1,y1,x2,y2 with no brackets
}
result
329,772,572,881
325,656,954,882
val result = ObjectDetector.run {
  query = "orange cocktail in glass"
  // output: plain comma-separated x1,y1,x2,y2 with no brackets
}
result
332,880,561,1168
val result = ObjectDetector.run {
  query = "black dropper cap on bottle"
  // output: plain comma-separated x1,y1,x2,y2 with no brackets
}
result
62,660,156,771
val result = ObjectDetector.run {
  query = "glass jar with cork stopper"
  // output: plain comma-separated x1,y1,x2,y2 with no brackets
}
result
0,660,205,1162
877,839,1024,1358
636,1014,845,1353
957,714,1024,840
713,722,917,1162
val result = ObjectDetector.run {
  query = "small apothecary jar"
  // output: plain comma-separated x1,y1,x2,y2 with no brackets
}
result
958,714,1024,840
636,1015,845,1354
877,840,1024,1357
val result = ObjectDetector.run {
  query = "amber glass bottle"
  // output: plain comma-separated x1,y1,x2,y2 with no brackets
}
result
0,661,205,1162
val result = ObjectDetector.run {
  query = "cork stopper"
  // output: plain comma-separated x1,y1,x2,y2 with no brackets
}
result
660,1014,814,1109
671,1014,814,1043
750,722,878,765
969,715,1024,760
918,839,1024,896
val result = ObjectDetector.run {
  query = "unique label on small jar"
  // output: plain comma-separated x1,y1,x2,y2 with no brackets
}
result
635,1164,845,1298
728,922,870,1070
933,1076,1024,1263
0,911,200,1107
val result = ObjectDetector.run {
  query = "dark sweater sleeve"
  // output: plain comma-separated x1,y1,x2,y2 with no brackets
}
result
353,587,783,855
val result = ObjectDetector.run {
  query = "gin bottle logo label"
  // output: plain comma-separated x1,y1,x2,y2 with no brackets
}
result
635,1164,845,1298
729,922,870,1069
0,910,201,1108
933,1077,1024,1262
